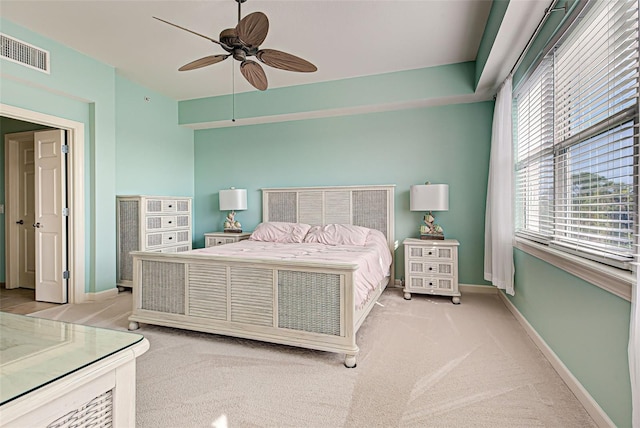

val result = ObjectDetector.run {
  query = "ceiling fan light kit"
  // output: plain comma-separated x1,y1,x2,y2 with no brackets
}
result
154,0,317,91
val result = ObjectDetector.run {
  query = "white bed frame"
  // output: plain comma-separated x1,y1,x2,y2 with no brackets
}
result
127,185,395,367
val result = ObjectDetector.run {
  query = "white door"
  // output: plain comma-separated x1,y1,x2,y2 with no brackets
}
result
4,132,36,289
19,137,36,289
34,129,67,303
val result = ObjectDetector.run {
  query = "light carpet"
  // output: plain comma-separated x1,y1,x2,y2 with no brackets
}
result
28,287,596,428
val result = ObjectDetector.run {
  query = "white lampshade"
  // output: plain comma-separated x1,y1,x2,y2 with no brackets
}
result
219,188,247,211
410,184,449,211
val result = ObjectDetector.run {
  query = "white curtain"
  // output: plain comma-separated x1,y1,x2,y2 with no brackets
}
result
484,75,515,296
631,267,639,427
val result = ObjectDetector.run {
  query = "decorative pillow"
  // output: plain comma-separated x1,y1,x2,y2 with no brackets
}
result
249,222,311,243
303,224,371,246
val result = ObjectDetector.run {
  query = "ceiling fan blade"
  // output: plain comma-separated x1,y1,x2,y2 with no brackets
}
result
256,49,317,73
240,60,268,91
178,55,229,71
153,16,223,46
236,12,269,48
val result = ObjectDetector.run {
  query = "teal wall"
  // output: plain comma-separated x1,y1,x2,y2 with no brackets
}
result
0,18,194,293
115,75,194,196
508,1,633,425
180,62,476,126
510,251,632,427
193,101,494,285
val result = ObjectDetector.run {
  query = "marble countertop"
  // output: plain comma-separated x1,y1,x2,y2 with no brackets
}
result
0,312,144,405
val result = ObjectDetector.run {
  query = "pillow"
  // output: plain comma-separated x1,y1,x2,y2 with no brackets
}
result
303,224,371,246
249,222,311,243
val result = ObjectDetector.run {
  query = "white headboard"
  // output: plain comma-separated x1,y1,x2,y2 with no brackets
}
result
261,184,395,251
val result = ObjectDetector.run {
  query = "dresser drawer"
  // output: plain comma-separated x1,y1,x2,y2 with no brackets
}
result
151,244,191,253
146,214,190,231
146,199,191,214
146,230,190,248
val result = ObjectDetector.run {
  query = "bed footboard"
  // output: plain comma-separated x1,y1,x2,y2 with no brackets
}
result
128,252,379,367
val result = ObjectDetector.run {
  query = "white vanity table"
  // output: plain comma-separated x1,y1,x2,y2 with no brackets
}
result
0,312,149,427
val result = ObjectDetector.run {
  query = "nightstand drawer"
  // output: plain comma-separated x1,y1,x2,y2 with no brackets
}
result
407,260,453,276
408,246,453,260
408,276,454,291
206,236,238,246
204,232,252,248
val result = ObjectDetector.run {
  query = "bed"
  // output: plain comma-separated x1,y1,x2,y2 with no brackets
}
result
127,185,395,367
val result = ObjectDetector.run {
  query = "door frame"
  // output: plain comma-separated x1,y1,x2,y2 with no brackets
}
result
2,103,85,304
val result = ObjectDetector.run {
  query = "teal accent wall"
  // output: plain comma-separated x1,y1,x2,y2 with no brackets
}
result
180,62,476,126
193,101,494,285
0,19,194,294
511,250,632,427
115,75,194,196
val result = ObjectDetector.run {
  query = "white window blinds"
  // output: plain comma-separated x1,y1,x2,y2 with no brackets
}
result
515,58,555,243
514,0,639,268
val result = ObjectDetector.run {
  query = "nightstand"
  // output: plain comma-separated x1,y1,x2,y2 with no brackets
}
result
403,238,460,304
204,231,252,247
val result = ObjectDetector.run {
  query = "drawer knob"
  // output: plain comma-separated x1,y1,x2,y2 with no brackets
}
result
429,282,433,286
428,252,433,255
168,237,173,240
429,267,433,271
168,221,173,224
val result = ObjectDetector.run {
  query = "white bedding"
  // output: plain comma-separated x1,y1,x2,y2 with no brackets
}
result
189,236,392,308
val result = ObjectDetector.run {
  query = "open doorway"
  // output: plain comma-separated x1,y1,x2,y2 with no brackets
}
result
1,104,85,304
5,128,69,303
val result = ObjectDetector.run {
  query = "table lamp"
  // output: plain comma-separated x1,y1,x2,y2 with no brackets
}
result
219,188,247,233
410,182,449,240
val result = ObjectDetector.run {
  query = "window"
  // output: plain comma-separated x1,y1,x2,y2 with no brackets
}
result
514,0,639,270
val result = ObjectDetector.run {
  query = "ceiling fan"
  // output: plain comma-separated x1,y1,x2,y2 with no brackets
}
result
154,0,317,91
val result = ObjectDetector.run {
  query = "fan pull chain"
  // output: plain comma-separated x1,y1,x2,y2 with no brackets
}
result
232,60,236,122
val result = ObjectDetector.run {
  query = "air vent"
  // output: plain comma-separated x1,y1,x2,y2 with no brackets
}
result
1,33,50,73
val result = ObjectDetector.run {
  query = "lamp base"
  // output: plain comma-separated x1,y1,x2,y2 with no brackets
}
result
420,233,445,240
224,228,243,233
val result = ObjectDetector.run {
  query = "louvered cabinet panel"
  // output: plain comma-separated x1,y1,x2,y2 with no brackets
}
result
117,195,192,288
403,238,460,304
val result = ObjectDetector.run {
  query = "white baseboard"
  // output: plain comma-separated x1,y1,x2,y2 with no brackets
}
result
460,283,498,294
85,287,119,302
498,291,615,428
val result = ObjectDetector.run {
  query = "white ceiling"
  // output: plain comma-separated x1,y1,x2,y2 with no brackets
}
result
0,0,550,102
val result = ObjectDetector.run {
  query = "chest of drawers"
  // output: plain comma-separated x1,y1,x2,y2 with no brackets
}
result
116,195,192,288
403,238,460,304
